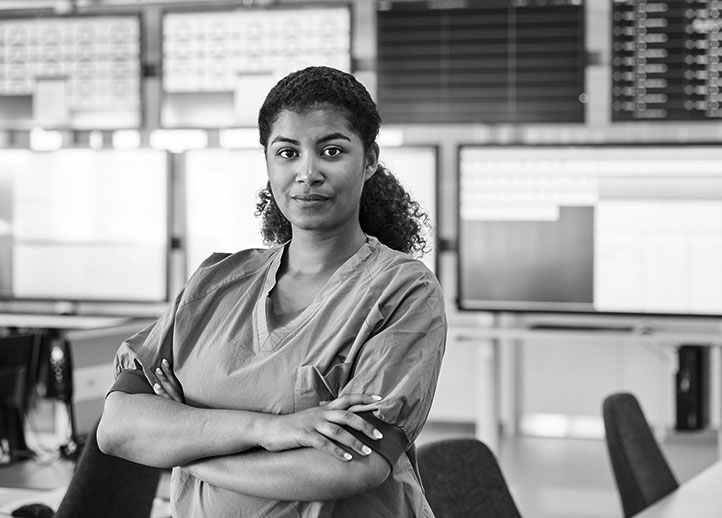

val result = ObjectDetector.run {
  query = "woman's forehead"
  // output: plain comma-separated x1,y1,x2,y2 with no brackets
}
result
270,108,357,138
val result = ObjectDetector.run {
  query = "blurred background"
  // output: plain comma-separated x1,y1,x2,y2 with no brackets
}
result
0,1,721,517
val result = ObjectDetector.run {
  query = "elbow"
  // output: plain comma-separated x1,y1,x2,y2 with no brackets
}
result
97,392,131,457
339,453,390,497
96,418,116,455
359,457,391,492
96,416,119,456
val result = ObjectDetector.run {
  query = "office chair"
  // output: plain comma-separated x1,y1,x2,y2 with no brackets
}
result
0,333,39,462
602,392,679,518
53,419,162,518
417,437,523,518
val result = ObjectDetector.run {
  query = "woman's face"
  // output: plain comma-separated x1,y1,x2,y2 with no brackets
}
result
265,108,378,238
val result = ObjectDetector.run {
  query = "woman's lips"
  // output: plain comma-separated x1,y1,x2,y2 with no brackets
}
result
292,193,329,202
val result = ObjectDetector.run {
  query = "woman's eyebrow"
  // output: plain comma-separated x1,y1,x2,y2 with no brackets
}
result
317,132,352,144
270,132,352,146
270,136,300,146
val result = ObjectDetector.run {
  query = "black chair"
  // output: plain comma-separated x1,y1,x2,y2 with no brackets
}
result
417,438,523,518
602,392,679,518
0,333,40,462
53,420,162,518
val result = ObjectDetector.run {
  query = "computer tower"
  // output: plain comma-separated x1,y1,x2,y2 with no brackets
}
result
675,345,710,431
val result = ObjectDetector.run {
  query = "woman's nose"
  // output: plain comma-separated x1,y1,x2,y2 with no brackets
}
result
296,156,323,185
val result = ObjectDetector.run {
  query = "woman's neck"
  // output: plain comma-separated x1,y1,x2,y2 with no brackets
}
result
284,228,367,277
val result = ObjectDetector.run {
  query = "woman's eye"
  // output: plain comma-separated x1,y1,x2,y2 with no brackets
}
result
322,147,343,157
278,149,298,159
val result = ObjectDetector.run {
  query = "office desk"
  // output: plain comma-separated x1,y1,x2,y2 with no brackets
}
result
0,313,144,455
0,314,131,331
634,461,722,518
450,325,722,455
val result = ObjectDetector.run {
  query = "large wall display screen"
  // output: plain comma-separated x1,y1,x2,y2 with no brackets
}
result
612,0,722,121
0,15,142,129
184,146,438,278
377,0,586,124
0,149,169,302
458,145,722,317
184,148,269,276
161,6,351,127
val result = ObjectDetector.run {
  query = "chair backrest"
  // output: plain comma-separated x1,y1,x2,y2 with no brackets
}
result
0,333,39,461
0,333,38,410
602,392,679,518
54,420,162,518
417,437,523,518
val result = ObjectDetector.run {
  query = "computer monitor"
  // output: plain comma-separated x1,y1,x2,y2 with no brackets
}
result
457,144,722,317
0,149,170,303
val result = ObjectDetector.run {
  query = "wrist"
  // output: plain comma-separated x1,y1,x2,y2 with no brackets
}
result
252,412,275,450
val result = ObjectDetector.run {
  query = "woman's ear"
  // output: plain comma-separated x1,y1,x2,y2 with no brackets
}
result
364,143,380,181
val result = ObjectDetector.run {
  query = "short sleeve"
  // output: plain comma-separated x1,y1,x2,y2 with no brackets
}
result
340,275,447,468
107,252,233,396
107,289,183,395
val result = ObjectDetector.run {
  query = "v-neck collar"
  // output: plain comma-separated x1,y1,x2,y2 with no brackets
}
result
252,237,377,352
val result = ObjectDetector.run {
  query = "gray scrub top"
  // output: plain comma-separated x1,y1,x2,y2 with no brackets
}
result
110,236,447,517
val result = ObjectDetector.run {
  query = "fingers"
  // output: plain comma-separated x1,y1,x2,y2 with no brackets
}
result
324,408,384,443
347,402,383,413
323,393,382,410
153,358,185,403
309,435,355,462
152,380,172,399
315,420,377,460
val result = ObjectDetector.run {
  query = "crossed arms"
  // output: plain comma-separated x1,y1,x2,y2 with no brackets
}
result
97,360,392,501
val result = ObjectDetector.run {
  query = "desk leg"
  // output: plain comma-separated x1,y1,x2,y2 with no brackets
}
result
714,345,722,459
475,339,499,453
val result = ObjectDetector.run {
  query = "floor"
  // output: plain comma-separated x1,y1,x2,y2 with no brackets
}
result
417,422,719,518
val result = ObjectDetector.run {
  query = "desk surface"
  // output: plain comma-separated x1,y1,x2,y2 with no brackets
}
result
634,461,722,518
451,325,722,346
0,313,131,330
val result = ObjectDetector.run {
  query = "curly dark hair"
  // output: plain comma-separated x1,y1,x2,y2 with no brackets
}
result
255,66,430,257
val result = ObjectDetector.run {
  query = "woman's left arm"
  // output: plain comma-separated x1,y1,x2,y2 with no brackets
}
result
184,446,390,501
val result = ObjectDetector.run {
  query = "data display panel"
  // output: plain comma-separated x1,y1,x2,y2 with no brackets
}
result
458,144,722,317
161,5,351,128
612,0,722,121
377,0,586,124
0,14,143,129
0,149,170,302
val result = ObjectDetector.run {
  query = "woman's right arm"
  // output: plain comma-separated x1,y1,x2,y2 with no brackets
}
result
97,390,381,469
98,391,263,468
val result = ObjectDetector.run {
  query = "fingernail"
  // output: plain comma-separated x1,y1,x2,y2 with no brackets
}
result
155,368,163,376
373,430,383,439
162,359,169,366
371,395,382,401
153,383,161,391
362,446,372,455
343,453,353,461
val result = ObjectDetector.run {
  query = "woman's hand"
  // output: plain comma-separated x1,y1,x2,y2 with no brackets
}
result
259,394,384,462
152,358,185,404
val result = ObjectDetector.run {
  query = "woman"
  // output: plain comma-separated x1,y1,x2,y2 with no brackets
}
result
98,66,447,517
